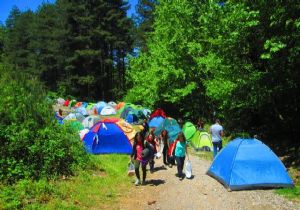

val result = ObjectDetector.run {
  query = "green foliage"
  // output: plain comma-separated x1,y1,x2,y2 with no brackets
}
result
54,0,133,100
126,0,300,157
0,66,88,183
3,1,134,101
133,0,158,52
0,155,131,209
0,179,57,209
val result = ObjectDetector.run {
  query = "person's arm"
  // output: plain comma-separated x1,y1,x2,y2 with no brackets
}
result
220,129,224,137
130,144,136,160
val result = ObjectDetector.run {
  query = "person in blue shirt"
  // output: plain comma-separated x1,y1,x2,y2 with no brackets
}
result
174,132,189,180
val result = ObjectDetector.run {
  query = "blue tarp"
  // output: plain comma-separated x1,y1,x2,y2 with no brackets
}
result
83,121,132,154
154,118,181,142
148,116,164,128
207,138,294,190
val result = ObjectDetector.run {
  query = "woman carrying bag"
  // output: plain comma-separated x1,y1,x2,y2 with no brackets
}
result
130,132,154,186
174,132,189,180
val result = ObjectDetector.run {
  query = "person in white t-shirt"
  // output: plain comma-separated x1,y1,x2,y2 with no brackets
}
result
210,119,224,158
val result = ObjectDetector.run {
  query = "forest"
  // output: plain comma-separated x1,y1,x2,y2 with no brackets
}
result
0,0,299,181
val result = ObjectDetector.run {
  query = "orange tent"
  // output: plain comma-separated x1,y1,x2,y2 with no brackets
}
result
116,102,125,110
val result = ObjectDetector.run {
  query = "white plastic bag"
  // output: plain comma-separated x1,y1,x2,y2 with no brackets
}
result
155,152,162,159
185,160,192,179
127,162,135,176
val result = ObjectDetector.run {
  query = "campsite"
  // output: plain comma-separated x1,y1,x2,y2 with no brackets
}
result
0,0,299,209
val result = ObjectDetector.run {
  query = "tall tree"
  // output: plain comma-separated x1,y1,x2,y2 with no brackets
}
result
5,8,35,73
0,24,5,61
31,3,66,90
57,0,133,100
134,0,157,52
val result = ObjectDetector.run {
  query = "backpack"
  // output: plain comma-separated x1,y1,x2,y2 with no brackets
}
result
141,141,155,159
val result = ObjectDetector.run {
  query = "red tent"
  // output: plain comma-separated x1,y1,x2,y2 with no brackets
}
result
149,108,167,120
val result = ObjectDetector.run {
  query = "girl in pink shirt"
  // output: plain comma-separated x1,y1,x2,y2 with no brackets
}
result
131,132,148,186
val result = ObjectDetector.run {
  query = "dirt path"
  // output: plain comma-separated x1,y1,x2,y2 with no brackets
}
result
119,153,300,210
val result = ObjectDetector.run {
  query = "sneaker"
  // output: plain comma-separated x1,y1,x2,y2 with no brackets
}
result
135,179,141,186
179,176,184,181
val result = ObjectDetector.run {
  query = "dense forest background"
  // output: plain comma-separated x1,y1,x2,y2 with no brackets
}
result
0,0,299,159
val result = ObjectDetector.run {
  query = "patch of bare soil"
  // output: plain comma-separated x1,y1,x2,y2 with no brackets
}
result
118,154,300,210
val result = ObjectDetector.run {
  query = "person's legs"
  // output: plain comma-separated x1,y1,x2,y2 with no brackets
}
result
175,156,184,177
134,160,141,185
162,146,168,165
218,141,223,151
141,163,147,184
213,142,218,158
180,156,185,175
149,158,154,173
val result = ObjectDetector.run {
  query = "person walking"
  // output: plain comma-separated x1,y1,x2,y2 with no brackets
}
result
146,130,159,173
197,118,205,132
174,132,188,180
160,130,169,166
131,132,148,186
210,119,224,158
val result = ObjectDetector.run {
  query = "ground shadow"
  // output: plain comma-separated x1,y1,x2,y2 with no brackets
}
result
186,175,195,180
153,165,167,172
147,179,166,186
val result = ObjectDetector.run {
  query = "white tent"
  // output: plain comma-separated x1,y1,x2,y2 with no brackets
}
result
63,113,85,122
108,101,117,108
82,115,101,129
100,106,117,116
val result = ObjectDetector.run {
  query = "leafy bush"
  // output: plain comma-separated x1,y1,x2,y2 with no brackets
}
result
0,179,57,209
0,66,88,183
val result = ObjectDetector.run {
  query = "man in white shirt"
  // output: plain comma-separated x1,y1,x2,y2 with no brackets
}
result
210,119,224,158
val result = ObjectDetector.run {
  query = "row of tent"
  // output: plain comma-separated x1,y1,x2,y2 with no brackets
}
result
56,98,151,124
54,101,294,191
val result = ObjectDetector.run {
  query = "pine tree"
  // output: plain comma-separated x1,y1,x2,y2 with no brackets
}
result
57,0,133,100
134,0,157,52
5,7,35,73
31,3,66,90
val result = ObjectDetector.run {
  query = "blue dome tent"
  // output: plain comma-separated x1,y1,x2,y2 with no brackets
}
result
148,116,165,128
83,119,132,154
207,138,294,191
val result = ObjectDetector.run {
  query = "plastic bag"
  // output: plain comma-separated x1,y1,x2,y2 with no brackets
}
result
185,160,192,179
127,162,135,176
155,152,162,159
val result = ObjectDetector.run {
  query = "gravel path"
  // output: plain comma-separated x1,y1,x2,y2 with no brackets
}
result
119,153,300,210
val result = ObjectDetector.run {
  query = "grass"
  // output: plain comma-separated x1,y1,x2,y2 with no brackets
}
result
276,167,300,201
0,154,132,210
188,133,231,161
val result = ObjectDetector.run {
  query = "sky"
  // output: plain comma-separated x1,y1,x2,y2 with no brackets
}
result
0,0,138,25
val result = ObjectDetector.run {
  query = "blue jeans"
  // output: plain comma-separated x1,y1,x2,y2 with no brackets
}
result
213,141,222,158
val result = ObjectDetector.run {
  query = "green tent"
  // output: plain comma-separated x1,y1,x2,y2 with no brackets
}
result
70,121,84,131
190,131,213,151
182,122,197,140
86,103,96,110
117,103,134,114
